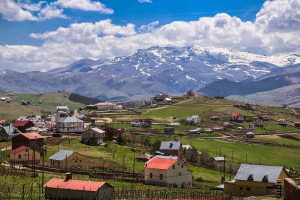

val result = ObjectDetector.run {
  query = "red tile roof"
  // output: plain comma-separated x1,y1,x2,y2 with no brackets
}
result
11,146,27,154
145,157,178,170
21,132,44,140
12,120,31,127
231,112,240,118
44,178,107,191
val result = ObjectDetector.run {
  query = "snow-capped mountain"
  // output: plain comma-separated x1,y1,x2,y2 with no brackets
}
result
0,45,299,101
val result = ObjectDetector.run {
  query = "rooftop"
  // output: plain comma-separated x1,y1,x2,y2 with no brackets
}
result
21,132,44,140
160,141,181,150
57,116,83,123
49,149,74,161
44,178,109,191
234,164,285,184
145,155,178,170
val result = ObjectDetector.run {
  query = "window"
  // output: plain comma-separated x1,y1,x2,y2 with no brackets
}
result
179,172,181,176
159,174,163,180
181,164,183,168
150,173,153,179
239,187,243,190
172,165,175,169
246,187,251,191
18,154,21,159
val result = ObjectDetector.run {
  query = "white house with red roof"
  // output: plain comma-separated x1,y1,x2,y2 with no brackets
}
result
144,155,192,188
9,146,40,164
44,173,114,200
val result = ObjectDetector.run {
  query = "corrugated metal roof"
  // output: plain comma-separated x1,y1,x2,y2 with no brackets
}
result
49,149,74,161
234,164,284,183
44,178,107,191
160,141,181,150
3,125,21,135
57,116,83,123
145,155,178,170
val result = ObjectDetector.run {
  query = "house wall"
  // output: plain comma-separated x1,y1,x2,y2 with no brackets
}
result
145,168,168,186
48,152,89,171
160,147,183,157
224,180,269,196
10,148,40,164
284,178,300,200
145,160,192,188
12,136,44,151
45,185,114,200
81,130,105,145
56,122,84,133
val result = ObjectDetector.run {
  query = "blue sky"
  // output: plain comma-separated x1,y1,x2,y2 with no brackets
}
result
0,0,264,45
0,0,299,72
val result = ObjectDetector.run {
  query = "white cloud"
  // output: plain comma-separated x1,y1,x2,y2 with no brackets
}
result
138,0,153,3
0,0,38,21
55,0,113,14
0,0,299,72
0,0,113,21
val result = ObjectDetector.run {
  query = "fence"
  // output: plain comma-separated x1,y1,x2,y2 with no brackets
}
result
113,189,230,200
0,184,230,200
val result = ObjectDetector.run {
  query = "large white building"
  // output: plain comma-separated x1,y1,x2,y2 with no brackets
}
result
56,116,84,133
144,155,192,188
95,102,122,111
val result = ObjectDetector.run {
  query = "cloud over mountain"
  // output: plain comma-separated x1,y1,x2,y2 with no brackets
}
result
0,0,299,71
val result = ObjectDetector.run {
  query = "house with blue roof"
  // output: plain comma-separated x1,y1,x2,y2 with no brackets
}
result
0,124,21,141
159,141,183,158
224,164,289,196
48,149,89,171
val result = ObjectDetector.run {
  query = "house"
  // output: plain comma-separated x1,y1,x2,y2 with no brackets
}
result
94,102,122,111
154,93,169,101
186,90,197,97
144,155,192,188
81,128,105,146
164,127,175,134
258,115,269,121
188,128,203,134
56,116,84,133
186,115,201,125
224,164,289,196
211,115,220,121
163,97,173,104
0,124,21,141
230,112,244,122
294,121,300,128
48,149,89,171
223,122,233,129
57,106,69,112
254,119,264,127
244,132,254,139
159,141,183,157
277,119,288,126
12,120,34,133
248,122,255,130
10,146,40,164
12,132,44,153
44,173,114,200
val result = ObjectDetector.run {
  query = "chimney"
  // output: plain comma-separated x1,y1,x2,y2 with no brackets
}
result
65,172,72,181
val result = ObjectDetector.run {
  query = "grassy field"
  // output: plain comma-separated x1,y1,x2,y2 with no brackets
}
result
0,92,83,120
180,137,300,172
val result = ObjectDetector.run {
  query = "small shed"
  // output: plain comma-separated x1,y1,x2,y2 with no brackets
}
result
44,174,114,200
277,119,288,126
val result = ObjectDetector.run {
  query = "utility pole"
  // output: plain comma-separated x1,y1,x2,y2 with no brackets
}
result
132,153,136,175
42,145,45,193
122,155,125,173
223,155,226,180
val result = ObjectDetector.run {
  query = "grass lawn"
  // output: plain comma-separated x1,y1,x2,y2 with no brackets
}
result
180,137,300,172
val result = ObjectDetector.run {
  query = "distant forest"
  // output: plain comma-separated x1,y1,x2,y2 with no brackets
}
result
68,93,100,105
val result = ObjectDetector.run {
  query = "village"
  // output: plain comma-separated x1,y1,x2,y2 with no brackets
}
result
0,91,299,199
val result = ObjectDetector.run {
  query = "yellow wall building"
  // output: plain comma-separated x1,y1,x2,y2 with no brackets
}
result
48,149,89,171
224,164,289,196
10,146,40,164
